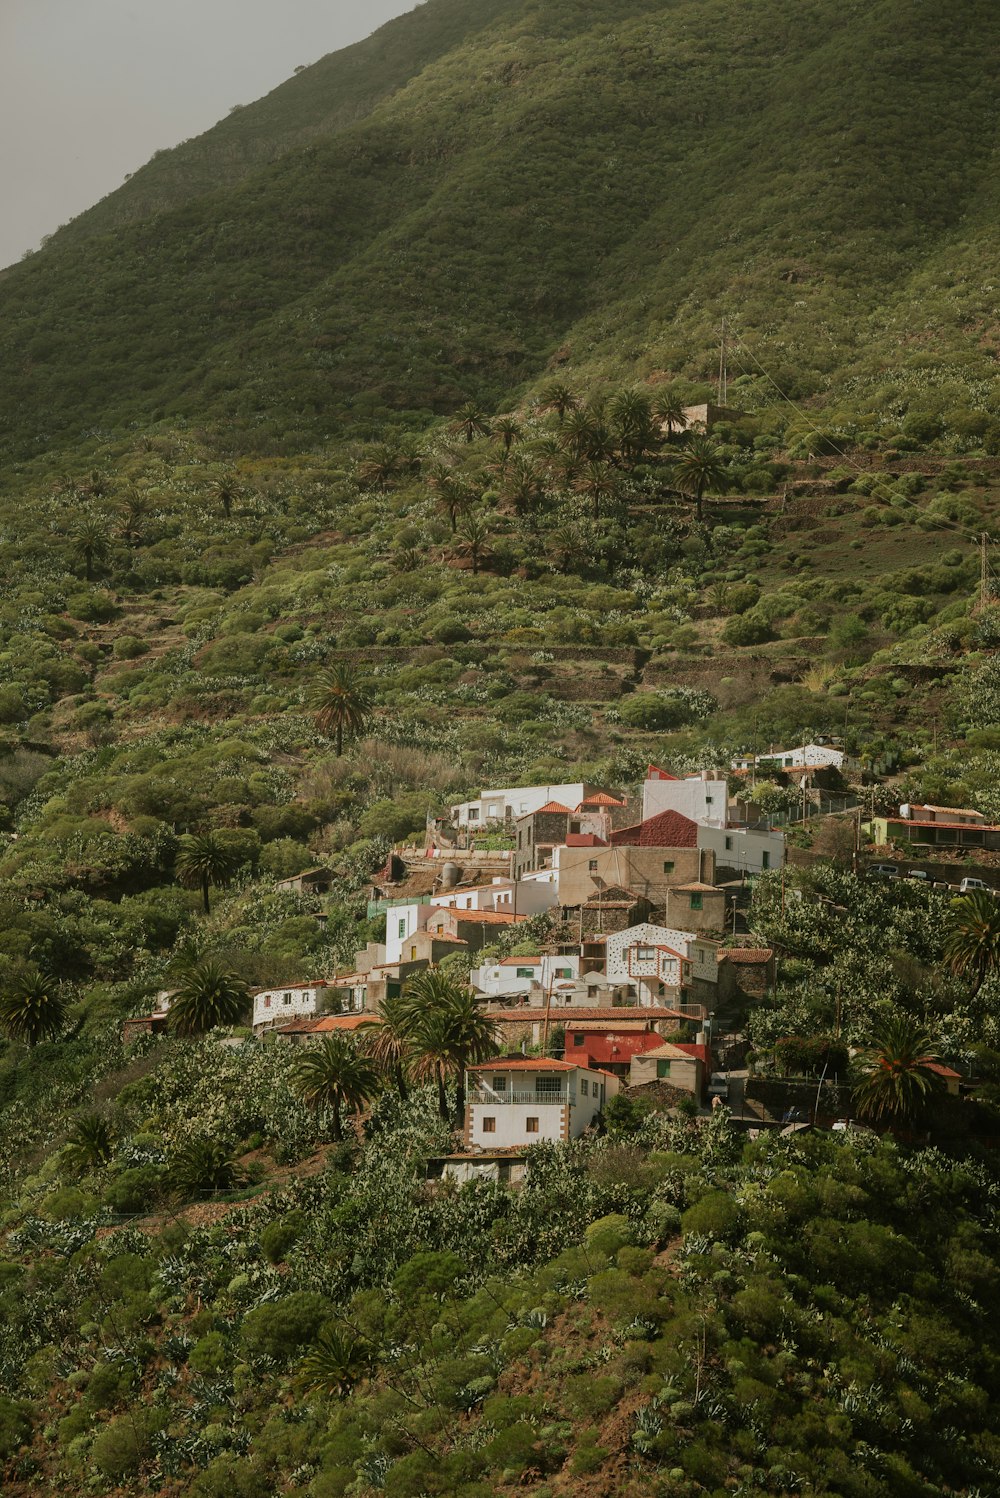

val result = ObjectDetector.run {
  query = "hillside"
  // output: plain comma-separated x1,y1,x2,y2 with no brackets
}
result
2,0,1000,460
2,2,1000,1495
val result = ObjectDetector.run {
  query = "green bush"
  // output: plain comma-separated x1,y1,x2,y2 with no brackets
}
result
104,1165,163,1214
189,1331,229,1375
239,1292,333,1364
0,1396,32,1459
191,1454,273,1498
261,1211,306,1264
681,1191,741,1240
90,1410,164,1479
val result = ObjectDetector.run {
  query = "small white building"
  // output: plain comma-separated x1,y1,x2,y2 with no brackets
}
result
471,952,582,1000
384,903,434,966
642,768,729,828
429,877,557,917
697,824,784,877
252,980,338,1033
732,743,845,773
451,783,598,828
464,1059,619,1149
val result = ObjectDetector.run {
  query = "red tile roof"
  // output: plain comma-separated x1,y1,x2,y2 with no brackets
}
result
719,947,774,964
646,764,679,781
575,1032,665,1064
431,909,528,926
925,1062,961,1078
485,1005,699,1022
467,1058,578,1072
579,791,627,807
252,979,330,994
273,1015,372,1034
535,801,572,815
498,954,542,966
610,809,699,848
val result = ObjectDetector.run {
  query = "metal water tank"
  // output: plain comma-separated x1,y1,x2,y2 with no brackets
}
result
440,861,461,889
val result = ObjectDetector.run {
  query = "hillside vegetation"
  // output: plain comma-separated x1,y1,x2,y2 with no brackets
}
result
2,0,1000,457
1,0,1000,1494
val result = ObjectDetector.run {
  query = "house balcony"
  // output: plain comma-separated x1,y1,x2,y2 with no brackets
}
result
468,1086,575,1106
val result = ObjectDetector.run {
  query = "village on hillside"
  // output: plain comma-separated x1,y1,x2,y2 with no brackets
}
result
127,753,997,1173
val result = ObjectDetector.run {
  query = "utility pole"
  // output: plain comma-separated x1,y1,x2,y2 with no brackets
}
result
718,318,728,407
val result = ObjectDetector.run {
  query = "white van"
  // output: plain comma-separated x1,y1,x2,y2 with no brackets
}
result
959,877,991,894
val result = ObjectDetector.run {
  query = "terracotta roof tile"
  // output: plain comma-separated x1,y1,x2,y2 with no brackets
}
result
467,1058,579,1071
579,791,627,807
272,1015,372,1034
610,809,699,848
534,801,573,815
718,948,774,964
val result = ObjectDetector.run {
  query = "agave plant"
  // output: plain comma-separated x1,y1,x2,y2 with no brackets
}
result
168,1137,239,1201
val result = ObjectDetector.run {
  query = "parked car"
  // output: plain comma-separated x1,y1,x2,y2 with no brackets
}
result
959,877,991,894
868,863,899,878
905,869,928,881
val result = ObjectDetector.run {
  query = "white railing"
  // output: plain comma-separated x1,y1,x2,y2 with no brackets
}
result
469,1088,573,1106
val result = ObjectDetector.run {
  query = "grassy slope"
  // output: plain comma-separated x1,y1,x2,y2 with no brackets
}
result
2,0,1000,462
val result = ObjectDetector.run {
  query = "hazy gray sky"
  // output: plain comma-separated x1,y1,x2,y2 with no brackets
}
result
0,0,415,268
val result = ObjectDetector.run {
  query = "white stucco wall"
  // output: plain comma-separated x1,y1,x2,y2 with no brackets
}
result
698,825,784,875
451,783,588,826
253,985,322,1030
467,1066,616,1148
471,953,582,999
642,777,727,827
384,903,433,965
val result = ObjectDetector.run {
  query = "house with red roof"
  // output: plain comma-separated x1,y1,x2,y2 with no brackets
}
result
464,1058,620,1148
641,768,730,827
564,1018,667,1076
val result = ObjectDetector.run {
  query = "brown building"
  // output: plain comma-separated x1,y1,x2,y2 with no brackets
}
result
425,906,530,953
717,947,775,1000
580,884,652,935
665,882,727,934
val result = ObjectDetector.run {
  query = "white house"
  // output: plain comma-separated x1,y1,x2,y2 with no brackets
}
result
464,1059,619,1149
732,742,845,773
470,952,583,1000
697,824,784,876
451,783,603,827
593,922,719,1006
252,980,339,1033
384,903,434,966
642,768,729,828
429,877,557,917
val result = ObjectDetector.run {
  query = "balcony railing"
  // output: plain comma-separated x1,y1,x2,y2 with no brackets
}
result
469,1087,574,1106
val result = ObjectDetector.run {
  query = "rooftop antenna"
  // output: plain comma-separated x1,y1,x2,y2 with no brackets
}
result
717,318,728,407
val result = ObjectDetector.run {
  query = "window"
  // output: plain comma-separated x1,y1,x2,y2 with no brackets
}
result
516,966,535,978
469,807,480,821
397,918,406,938
580,1077,589,1096
264,996,271,1008
762,851,771,871
555,967,572,978
663,860,674,873
482,1117,496,1133
573,1033,584,1046
656,1060,672,1079
725,836,733,851
705,795,714,805
690,893,703,911
525,1117,539,1133
570,821,580,834
588,859,598,871
492,1076,508,1092
636,946,655,960
536,1077,562,1097
283,993,292,1005
410,946,417,960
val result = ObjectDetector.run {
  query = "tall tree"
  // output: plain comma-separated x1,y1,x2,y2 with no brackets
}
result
652,387,687,439
293,1034,379,1143
608,388,656,465
574,461,619,521
669,436,727,521
212,472,241,519
536,382,579,422
401,971,499,1125
359,996,415,1100
310,665,373,756
167,957,250,1036
426,462,468,532
943,891,1000,995
454,511,491,575
71,513,110,582
492,416,523,453
853,1015,944,1126
450,402,491,444
175,832,240,915
0,968,66,1046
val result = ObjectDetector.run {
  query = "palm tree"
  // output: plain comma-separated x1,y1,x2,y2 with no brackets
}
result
426,462,468,532
608,388,655,465
169,1137,239,1199
561,407,612,465
536,382,579,422
0,968,66,1046
853,1015,944,1127
669,436,727,521
652,387,687,439
574,461,619,521
401,971,499,1125
167,957,250,1036
116,488,152,545
65,1112,114,1169
293,1034,379,1142
450,402,491,444
359,997,414,1100
211,472,241,519
71,514,110,582
501,455,545,520
493,416,523,453
310,665,373,756
175,832,240,915
356,442,405,491
455,512,491,575
547,521,587,575
943,891,1000,995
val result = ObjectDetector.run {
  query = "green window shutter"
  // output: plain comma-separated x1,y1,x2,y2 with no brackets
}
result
663,860,675,873
762,852,770,871
690,893,703,911
656,1060,671,1079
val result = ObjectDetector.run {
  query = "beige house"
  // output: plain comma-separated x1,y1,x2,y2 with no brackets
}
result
629,1042,705,1095
665,882,727,933
554,844,714,910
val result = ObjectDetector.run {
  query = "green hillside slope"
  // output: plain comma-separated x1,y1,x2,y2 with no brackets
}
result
2,0,999,462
